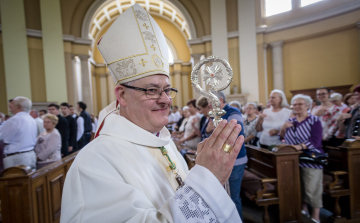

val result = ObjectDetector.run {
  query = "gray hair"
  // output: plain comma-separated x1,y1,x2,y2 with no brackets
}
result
270,89,289,108
182,106,189,111
330,93,342,101
245,102,257,109
291,94,313,107
13,96,32,112
229,101,241,110
215,91,226,103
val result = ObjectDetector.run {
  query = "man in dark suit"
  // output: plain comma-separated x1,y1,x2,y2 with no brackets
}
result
48,104,69,157
60,103,77,153
77,102,92,145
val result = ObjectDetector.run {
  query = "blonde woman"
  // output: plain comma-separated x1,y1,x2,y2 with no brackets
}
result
256,89,292,148
35,114,62,169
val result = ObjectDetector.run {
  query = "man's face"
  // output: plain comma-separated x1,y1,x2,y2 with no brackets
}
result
60,106,70,116
30,111,37,119
8,101,18,115
69,107,75,115
39,111,46,116
118,75,172,133
48,106,59,115
316,89,329,103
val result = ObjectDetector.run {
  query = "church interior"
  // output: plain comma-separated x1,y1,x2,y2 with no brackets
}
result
0,0,359,222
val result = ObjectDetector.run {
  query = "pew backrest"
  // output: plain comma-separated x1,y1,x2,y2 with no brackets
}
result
0,151,78,223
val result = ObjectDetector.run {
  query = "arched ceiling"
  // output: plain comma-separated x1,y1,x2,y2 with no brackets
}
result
88,0,192,42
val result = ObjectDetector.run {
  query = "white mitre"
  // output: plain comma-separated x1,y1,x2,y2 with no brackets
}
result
97,3,169,85
95,3,170,136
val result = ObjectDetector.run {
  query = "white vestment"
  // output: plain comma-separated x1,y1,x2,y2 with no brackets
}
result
61,114,241,223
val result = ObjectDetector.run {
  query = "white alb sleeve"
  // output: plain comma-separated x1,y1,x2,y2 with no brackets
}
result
168,165,241,223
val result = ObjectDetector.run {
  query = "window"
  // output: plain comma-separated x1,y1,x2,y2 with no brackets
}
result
265,0,292,17
301,0,323,7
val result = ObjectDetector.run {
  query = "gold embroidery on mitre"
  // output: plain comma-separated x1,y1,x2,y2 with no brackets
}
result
115,69,169,85
152,55,163,68
139,59,147,66
150,44,156,51
143,23,149,29
142,31,156,43
116,59,137,79
107,7,148,65
135,10,148,21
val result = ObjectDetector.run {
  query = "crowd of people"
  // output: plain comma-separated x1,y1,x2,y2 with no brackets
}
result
0,98,95,170
1,85,359,222
167,84,360,223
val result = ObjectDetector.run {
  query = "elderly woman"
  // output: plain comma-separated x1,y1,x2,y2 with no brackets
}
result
279,94,323,223
244,103,258,145
256,89,292,148
330,93,347,112
35,114,62,169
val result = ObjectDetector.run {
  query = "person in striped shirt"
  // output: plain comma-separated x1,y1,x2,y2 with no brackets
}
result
279,94,323,223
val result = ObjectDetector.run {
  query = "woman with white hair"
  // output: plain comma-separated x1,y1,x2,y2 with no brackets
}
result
279,94,323,223
255,89,292,148
229,101,242,110
171,106,190,138
330,93,347,112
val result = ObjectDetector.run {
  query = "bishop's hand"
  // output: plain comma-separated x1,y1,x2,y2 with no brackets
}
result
195,119,244,185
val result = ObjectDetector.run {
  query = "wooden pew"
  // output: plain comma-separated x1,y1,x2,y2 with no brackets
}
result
0,151,78,223
323,140,360,222
242,145,302,223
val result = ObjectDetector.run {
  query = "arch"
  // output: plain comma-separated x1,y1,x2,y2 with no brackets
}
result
81,0,197,41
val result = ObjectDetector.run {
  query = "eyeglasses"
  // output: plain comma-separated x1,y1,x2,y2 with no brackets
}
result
121,84,178,99
317,93,328,96
292,103,305,107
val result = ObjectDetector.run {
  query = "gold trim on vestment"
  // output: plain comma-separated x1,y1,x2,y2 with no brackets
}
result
108,7,148,65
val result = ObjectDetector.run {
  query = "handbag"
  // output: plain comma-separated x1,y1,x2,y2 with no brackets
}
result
299,150,328,165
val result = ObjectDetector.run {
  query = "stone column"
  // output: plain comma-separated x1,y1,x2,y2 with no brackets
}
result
40,0,67,103
173,61,183,107
270,41,285,91
263,44,269,100
71,55,80,103
238,0,259,103
107,72,116,104
210,0,230,95
0,0,32,100
181,71,190,106
191,54,202,99
78,55,93,114
99,73,108,110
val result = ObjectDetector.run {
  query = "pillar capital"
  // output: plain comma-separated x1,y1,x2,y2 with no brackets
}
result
269,40,284,48
78,54,91,61
191,53,203,61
